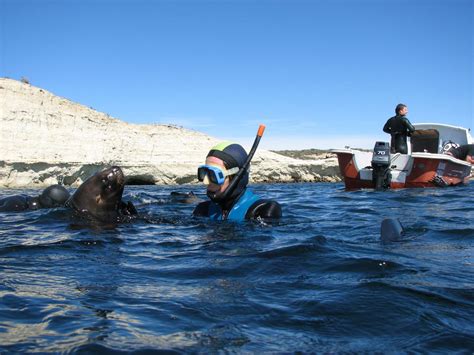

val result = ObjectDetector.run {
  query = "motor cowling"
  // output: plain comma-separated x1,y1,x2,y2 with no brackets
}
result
371,141,391,190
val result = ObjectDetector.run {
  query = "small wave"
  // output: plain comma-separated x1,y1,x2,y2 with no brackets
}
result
360,280,474,308
323,257,406,273
345,207,377,215
68,343,181,354
256,235,329,258
438,228,474,237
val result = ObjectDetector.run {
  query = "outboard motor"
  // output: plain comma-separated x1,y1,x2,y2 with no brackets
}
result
371,141,391,190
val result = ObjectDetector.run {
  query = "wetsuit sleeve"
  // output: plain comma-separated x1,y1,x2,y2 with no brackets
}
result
403,118,415,136
245,199,282,220
383,119,391,134
193,201,211,217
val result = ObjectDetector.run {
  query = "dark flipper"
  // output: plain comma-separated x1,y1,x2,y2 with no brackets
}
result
121,201,138,216
380,218,404,242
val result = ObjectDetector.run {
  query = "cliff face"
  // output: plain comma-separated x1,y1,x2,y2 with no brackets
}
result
0,78,341,187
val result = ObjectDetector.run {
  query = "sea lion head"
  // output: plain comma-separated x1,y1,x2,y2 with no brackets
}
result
169,191,203,204
38,185,70,208
67,166,126,221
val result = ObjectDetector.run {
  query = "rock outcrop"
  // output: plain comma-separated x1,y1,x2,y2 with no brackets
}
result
0,78,341,187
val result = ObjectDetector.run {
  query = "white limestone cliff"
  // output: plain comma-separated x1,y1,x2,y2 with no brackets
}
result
0,78,341,188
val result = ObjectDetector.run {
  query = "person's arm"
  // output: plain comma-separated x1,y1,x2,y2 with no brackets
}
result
245,199,282,220
404,118,415,135
193,201,211,217
383,119,391,134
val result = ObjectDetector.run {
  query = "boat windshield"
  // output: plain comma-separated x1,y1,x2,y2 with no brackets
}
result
411,129,439,153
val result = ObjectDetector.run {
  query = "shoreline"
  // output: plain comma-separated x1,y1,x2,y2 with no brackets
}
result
0,160,342,189
0,78,341,188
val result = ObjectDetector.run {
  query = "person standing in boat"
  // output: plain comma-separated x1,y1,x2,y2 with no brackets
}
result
445,144,474,164
383,103,415,154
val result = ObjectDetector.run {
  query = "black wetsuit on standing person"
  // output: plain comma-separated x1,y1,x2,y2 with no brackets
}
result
383,115,415,154
447,144,474,160
0,185,70,212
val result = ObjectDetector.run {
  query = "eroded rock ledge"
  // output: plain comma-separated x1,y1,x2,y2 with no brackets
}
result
0,78,341,188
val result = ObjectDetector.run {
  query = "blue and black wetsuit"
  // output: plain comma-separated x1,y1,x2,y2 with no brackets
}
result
194,141,282,222
193,188,281,221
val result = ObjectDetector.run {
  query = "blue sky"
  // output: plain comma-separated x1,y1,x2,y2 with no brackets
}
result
1,0,472,150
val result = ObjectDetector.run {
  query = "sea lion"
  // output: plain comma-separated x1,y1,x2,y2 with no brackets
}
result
380,218,405,243
66,166,137,222
0,195,30,212
169,191,203,204
0,185,70,212
38,185,71,208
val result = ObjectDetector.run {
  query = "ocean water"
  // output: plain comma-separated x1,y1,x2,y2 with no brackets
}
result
0,182,473,353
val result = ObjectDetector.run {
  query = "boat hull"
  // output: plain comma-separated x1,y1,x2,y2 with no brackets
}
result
335,151,471,190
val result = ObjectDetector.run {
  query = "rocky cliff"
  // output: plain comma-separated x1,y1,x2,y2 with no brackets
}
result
0,78,341,187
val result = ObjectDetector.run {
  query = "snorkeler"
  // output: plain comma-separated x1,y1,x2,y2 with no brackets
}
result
193,126,281,221
0,184,70,212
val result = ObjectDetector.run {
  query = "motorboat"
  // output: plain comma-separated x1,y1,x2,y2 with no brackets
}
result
331,123,473,189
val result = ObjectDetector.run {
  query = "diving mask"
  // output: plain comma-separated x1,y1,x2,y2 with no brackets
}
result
197,165,239,185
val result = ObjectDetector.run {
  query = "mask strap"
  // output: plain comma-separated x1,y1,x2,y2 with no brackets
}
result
225,167,239,177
